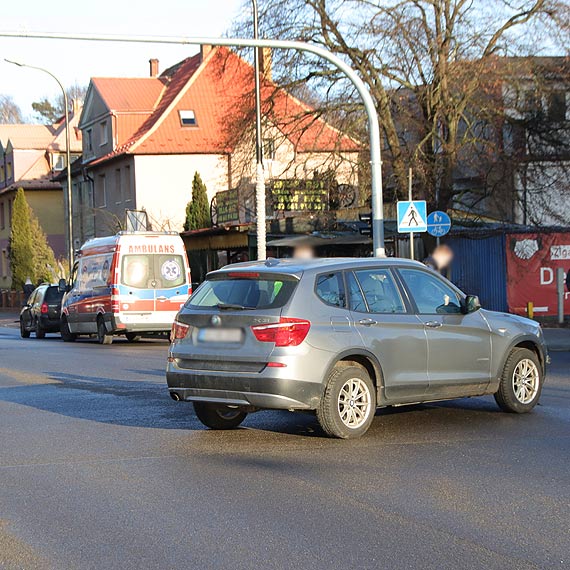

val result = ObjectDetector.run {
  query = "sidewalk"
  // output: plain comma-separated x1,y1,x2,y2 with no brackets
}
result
543,328,570,352
0,309,19,328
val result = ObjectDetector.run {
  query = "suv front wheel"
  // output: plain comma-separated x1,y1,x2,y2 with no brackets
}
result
495,348,543,413
317,363,376,439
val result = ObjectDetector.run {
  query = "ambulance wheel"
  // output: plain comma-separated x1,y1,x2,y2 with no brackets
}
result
60,317,76,342
125,332,141,343
97,316,113,345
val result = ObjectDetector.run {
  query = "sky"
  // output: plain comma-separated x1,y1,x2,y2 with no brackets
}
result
1,0,243,120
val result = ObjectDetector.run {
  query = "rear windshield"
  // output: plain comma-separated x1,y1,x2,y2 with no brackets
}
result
121,254,186,289
187,274,298,310
45,287,64,303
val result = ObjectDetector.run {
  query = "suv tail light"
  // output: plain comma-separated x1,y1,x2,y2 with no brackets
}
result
251,317,310,347
171,320,190,342
40,302,49,314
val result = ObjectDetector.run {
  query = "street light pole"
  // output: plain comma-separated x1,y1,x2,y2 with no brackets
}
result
252,0,266,260
5,59,74,275
0,30,386,256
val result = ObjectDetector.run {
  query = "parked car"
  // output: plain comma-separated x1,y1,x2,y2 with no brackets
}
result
60,231,191,345
166,258,548,439
20,284,64,339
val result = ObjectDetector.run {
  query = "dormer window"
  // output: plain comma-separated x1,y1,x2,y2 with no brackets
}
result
179,110,197,126
52,153,66,171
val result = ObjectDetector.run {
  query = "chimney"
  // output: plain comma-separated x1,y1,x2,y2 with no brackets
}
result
71,99,82,116
200,44,213,62
259,47,272,82
149,58,159,77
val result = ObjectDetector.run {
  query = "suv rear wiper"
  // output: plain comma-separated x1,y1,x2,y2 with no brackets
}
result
216,303,256,310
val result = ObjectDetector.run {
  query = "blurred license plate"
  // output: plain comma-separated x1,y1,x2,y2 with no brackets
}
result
198,328,243,343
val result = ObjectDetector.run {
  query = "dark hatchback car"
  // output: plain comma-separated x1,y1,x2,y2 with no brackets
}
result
20,284,64,339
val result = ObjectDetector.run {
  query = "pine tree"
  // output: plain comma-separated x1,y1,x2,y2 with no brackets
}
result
29,211,57,283
8,188,35,290
184,172,211,231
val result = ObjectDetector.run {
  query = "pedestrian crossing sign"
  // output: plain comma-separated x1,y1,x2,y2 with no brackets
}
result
397,200,427,233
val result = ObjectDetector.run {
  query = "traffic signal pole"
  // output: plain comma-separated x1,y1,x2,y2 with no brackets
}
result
0,30,386,256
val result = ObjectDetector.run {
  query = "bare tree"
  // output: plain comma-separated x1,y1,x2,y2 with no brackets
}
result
0,94,24,123
233,0,569,213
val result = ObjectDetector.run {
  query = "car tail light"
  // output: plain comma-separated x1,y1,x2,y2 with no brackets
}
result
40,302,49,314
171,320,190,342
251,318,310,347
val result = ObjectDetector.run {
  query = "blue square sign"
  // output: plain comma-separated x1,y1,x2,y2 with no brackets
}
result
397,201,427,233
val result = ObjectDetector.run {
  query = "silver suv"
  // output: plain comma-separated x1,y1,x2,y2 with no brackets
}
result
166,258,547,438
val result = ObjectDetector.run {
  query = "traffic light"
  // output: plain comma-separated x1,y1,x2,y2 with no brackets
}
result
359,212,372,237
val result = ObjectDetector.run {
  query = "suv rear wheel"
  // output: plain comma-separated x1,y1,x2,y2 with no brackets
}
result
317,363,376,439
193,402,247,430
495,347,543,413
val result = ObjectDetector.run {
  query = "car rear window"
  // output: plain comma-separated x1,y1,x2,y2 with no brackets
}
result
187,273,298,310
45,287,64,303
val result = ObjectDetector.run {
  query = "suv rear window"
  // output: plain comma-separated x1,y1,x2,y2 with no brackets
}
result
44,286,64,303
188,273,298,310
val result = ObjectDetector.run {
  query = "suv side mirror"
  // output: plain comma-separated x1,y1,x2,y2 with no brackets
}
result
463,295,481,314
58,278,68,293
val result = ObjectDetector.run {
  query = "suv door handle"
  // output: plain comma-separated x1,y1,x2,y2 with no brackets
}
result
358,318,377,326
425,321,443,328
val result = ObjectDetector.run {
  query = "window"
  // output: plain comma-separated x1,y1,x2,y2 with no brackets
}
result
8,198,12,220
100,121,108,145
189,274,297,309
115,168,122,204
95,174,106,208
121,254,187,290
548,91,567,122
86,129,93,152
399,268,462,315
264,138,276,160
354,269,406,314
179,110,197,126
78,254,113,290
315,272,345,308
0,165,4,183
1,249,7,278
52,153,66,171
0,201,4,230
346,271,367,312
6,162,13,180
124,165,132,202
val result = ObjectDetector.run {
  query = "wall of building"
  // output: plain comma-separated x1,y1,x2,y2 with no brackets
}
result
514,161,570,226
229,124,360,189
0,188,65,289
134,153,230,231
85,156,137,238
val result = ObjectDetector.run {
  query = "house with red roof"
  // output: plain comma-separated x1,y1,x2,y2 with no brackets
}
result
0,111,82,289
70,45,360,243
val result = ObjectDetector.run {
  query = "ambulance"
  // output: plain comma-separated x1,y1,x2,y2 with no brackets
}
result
60,232,191,344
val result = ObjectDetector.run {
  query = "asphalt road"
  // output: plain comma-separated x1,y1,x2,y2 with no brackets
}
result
0,321,569,570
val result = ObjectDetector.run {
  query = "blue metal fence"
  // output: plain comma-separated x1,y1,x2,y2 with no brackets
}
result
447,234,508,312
